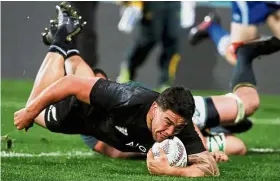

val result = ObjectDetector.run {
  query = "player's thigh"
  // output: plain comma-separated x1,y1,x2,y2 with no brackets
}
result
230,22,258,43
230,1,263,42
81,135,99,150
266,10,280,39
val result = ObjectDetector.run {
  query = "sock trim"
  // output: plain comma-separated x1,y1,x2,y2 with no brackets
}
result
67,49,80,55
232,83,256,92
49,45,67,57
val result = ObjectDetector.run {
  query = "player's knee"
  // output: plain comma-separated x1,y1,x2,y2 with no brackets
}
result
234,88,260,117
239,144,247,155
225,136,247,155
244,96,260,116
233,140,247,155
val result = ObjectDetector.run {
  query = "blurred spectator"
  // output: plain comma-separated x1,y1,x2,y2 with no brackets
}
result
69,1,99,68
117,1,182,92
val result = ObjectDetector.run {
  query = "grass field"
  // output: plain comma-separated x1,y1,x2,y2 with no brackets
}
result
1,80,280,181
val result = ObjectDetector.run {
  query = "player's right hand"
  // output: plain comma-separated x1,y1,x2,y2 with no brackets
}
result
14,108,34,130
211,151,229,163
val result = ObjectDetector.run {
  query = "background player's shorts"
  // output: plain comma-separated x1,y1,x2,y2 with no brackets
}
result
44,96,90,134
209,126,232,134
231,1,280,25
80,135,99,149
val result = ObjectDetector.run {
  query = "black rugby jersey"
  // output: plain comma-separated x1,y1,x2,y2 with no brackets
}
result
85,79,205,154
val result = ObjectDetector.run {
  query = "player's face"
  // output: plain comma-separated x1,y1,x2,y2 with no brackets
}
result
152,106,186,142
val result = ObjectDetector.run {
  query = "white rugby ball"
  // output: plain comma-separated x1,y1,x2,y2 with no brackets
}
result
152,136,188,167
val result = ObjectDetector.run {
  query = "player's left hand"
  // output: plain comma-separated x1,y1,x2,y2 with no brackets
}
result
146,148,171,175
211,151,228,163
14,108,35,130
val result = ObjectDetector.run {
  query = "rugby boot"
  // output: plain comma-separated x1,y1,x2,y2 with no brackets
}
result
42,19,58,46
188,12,220,46
42,2,87,45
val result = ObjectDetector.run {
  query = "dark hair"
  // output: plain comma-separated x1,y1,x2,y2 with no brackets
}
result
92,68,108,80
155,86,195,123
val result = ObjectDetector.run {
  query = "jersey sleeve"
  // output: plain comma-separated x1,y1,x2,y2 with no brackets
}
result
89,79,133,111
177,121,206,155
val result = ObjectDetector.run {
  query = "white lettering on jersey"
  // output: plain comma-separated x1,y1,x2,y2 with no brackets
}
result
125,141,147,153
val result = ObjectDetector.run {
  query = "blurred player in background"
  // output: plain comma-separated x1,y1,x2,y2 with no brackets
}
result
116,1,182,92
189,1,280,65
69,1,99,68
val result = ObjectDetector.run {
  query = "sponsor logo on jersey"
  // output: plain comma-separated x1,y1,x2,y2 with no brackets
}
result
115,126,128,136
47,105,57,121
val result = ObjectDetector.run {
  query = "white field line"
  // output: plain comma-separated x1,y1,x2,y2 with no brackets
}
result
1,101,25,108
1,148,280,158
1,151,95,158
248,148,280,153
250,118,280,125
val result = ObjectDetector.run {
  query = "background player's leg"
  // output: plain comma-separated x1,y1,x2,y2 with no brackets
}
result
224,135,247,155
117,5,161,83
157,3,180,92
225,23,257,65
204,134,246,155
230,23,258,43
188,13,232,64
266,10,280,39
214,37,280,125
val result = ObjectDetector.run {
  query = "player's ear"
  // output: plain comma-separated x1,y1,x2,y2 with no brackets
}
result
152,102,158,116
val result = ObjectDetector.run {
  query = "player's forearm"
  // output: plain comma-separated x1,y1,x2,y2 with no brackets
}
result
116,152,146,159
95,142,146,159
187,151,220,177
25,75,81,118
153,151,219,177
166,164,205,177
165,151,219,177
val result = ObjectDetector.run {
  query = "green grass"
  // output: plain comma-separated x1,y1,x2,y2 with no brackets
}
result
1,80,280,181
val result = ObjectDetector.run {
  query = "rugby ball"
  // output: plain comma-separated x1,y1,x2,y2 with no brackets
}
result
152,136,188,167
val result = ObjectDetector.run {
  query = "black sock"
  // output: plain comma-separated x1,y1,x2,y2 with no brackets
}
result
230,47,257,91
48,26,71,59
204,97,220,128
251,36,280,56
66,36,80,58
66,37,80,58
